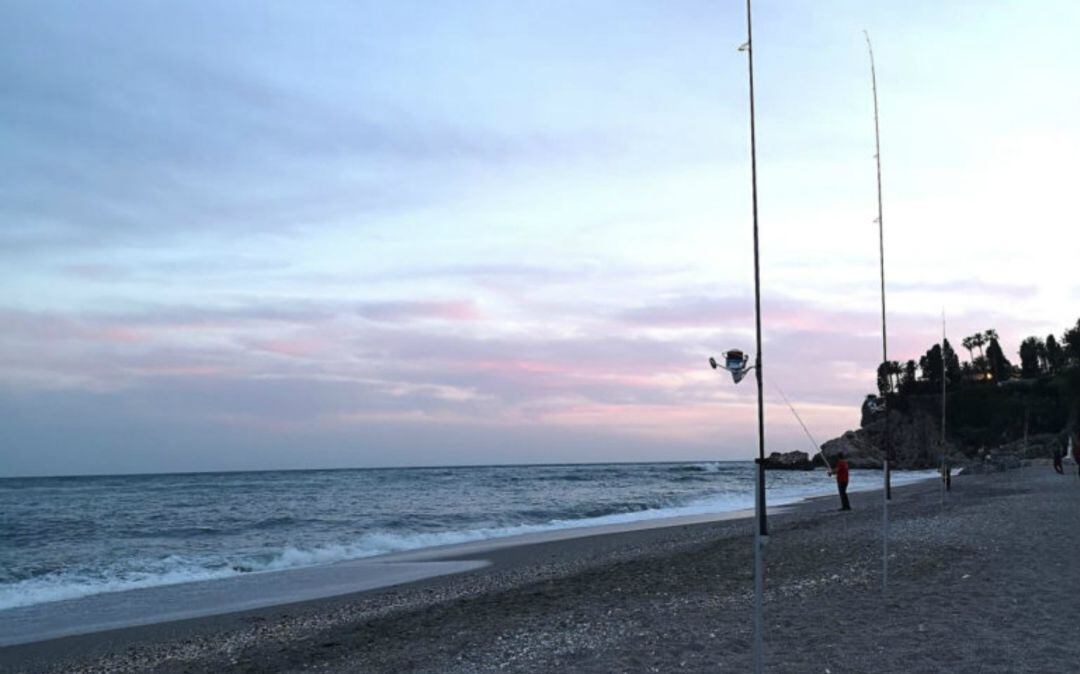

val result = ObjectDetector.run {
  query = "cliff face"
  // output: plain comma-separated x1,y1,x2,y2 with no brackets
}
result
820,386,1076,470
818,409,947,470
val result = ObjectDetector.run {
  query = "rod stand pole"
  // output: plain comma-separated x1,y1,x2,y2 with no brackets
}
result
754,459,765,674
882,458,889,597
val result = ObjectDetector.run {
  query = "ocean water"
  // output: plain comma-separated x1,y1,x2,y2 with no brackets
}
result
0,462,934,612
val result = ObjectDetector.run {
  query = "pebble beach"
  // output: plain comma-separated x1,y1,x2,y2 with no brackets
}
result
4,465,1078,673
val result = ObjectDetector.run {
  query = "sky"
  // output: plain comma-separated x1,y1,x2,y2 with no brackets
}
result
2,1,1079,476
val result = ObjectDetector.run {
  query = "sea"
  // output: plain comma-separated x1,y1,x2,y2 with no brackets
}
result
0,462,935,616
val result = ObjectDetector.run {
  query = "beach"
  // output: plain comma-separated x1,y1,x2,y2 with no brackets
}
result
3,466,1078,673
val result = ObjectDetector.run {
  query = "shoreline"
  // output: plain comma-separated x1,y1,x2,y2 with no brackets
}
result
0,469,937,649
0,472,955,672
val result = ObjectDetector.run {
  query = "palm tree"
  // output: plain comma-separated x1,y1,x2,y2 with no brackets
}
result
971,333,986,359
961,336,975,364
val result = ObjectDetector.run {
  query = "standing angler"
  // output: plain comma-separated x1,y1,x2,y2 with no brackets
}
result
1073,432,1080,480
829,452,852,511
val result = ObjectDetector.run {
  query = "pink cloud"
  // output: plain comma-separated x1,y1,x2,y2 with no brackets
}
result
249,338,329,358
5,294,1064,461
95,327,147,343
356,300,482,323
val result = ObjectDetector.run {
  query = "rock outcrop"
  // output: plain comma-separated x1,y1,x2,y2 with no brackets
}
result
817,408,951,470
761,451,814,470
819,412,1071,471
816,431,883,469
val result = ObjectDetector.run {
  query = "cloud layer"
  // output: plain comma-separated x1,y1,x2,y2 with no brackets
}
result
3,1,1079,475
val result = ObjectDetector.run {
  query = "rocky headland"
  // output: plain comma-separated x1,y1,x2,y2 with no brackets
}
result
817,371,1080,472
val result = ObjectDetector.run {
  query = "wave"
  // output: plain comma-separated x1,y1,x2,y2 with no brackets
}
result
0,494,742,611
0,562,240,611
667,462,727,474
536,473,595,482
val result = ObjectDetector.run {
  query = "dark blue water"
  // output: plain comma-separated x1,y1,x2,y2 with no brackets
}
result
0,462,933,611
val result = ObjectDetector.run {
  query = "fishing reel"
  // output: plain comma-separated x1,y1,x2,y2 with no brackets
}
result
709,349,755,384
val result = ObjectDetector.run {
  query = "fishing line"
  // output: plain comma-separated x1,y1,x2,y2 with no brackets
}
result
771,383,832,472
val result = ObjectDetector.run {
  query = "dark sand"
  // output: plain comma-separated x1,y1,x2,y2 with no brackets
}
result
4,466,1079,673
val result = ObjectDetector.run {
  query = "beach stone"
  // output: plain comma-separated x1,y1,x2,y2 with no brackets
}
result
762,451,814,470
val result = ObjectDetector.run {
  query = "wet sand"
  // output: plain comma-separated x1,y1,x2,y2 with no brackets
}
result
4,467,1078,672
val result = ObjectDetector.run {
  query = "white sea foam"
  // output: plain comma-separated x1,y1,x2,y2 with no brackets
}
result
691,462,725,473
0,566,240,611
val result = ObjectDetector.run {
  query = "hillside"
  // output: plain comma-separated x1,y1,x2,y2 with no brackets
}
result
820,318,1080,468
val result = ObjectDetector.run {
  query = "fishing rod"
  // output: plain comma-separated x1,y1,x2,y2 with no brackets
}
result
941,310,948,507
772,384,832,473
865,28,891,599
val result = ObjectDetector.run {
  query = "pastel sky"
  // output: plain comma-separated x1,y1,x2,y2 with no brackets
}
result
3,1,1078,476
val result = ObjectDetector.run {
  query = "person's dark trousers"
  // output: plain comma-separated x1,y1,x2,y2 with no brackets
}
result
945,473,951,491
838,481,851,510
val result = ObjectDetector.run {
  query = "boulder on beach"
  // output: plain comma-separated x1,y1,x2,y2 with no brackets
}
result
762,450,814,470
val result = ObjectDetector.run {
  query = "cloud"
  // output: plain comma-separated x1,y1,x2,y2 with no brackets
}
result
1,2,627,260
356,300,483,323
0,380,724,477
5,1,1079,476
617,296,753,329
3,284,1061,475
890,279,1038,299
0,289,885,476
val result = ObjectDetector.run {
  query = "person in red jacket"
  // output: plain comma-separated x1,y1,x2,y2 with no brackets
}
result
829,452,852,511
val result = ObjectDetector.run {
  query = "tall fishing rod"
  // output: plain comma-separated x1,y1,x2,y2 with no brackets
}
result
744,2,766,672
864,29,891,598
711,3,767,670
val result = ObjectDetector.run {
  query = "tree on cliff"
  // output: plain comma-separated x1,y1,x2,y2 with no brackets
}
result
1036,339,1050,373
1045,334,1066,374
986,338,1012,381
920,344,944,385
1019,336,1045,379
971,355,989,380
962,333,988,373
961,335,976,363
901,359,918,394
972,332,987,359
877,360,902,396
1064,319,1080,366
943,338,962,384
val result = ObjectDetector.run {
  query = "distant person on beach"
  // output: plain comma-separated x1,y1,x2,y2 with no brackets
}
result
1053,447,1064,475
828,452,851,511
941,459,952,491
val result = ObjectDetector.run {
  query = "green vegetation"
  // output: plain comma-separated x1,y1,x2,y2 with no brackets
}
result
870,317,1080,452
